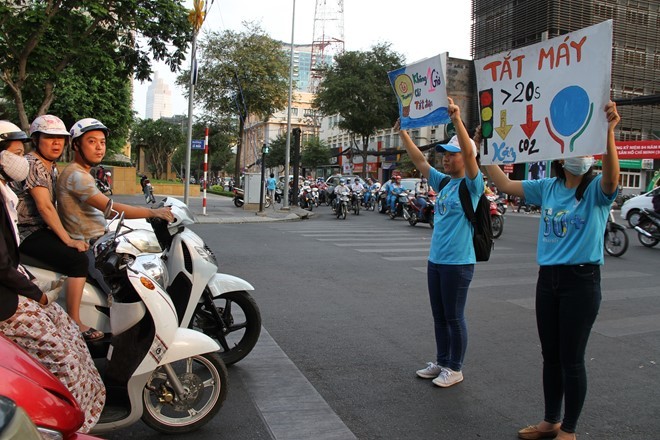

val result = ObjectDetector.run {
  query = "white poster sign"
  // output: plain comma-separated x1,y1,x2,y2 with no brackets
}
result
475,20,613,165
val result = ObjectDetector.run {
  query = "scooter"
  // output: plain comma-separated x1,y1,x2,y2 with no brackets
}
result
351,190,362,215
95,175,112,196
634,208,660,247
0,334,102,439
488,195,504,238
233,187,244,207
334,189,350,220
24,198,262,367
25,211,229,434
407,192,435,228
604,209,628,257
388,190,412,220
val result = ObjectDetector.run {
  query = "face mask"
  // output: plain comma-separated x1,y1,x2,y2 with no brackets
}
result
563,157,594,176
0,150,29,182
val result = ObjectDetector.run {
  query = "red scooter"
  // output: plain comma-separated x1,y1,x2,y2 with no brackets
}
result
488,194,504,238
407,191,436,229
0,334,101,439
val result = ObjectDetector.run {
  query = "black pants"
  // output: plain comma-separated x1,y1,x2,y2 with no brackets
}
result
536,265,601,433
20,229,88,277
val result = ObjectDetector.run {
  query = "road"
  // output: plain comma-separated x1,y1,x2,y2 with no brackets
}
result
105,207,660,439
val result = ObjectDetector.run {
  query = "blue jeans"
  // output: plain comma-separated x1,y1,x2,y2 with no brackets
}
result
536,265,601,434
387,194,397,212
426,262,474,371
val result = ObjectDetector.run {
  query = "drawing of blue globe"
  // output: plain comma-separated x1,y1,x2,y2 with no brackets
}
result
549,86,590,137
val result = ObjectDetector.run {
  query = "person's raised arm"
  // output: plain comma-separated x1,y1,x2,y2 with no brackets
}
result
396,120,431,178
447,97,479,180
600,101,620,195
85,192,174,222
475,124,525,198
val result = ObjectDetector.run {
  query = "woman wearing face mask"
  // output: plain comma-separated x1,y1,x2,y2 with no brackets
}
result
483,102,621,440
0,120,105,433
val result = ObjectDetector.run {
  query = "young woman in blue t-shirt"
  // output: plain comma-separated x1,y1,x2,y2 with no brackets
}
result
484,102,621,440
398,97,484,388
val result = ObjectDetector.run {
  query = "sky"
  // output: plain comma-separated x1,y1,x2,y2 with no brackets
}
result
132,0,473,119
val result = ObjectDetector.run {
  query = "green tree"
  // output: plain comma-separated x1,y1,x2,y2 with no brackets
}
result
181,23,289,180
301,137,331,170
131,119,184,180
0,0,190,130
264,134,287,170
313,44,404,178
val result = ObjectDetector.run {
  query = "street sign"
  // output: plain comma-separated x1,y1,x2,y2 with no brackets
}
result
191,139,205,150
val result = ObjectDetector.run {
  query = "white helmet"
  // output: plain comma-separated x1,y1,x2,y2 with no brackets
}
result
0,121,30,147
70,118,109,141
29,115,70,137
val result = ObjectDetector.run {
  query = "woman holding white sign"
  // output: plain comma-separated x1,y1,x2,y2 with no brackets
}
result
397,97,484,388
483,101,620,440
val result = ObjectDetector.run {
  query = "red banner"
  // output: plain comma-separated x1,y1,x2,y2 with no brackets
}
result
612,141,660,159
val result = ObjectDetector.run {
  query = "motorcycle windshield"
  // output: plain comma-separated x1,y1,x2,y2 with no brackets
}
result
116,230,162,255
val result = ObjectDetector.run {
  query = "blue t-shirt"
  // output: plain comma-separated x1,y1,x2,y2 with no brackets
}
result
428,168,484,265
267,178,277,190
522,174,616,266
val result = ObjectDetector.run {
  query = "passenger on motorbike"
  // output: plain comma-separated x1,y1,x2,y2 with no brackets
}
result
57,118,174,245
9,116,98,339
0,128,105,433
388,176,405,213
351,178,364,206
415,177,430,211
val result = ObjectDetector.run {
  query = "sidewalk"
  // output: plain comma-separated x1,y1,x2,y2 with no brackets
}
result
111,192,314,224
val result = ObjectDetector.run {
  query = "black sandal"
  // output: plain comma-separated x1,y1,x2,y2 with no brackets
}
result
81,327,104,342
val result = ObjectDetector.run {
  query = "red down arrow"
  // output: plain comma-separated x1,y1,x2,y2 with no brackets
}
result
520,104,540,139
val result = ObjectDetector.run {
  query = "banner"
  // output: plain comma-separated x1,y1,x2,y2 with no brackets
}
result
388,55,450,129
475,20,613,165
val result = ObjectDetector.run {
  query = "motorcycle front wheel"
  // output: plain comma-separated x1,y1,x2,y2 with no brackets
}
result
492,215,504,238
193,290,262,365
604,228,628,257
142,353,228,434
234,197,244,208
408,212,418,226
341,204,347,220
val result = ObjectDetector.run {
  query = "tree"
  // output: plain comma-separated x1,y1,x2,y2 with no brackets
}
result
181,23,290,180
301,137,331,171
171,117,236,178
264,134,287,170
131,119,184,180
0,0,191,130
313,44,404,178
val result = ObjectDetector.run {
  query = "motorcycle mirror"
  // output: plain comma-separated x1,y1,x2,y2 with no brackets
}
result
103,199,120,233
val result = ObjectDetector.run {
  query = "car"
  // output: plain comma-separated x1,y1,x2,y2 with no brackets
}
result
324,175,366,197
399,178,420,193
620,187,660,227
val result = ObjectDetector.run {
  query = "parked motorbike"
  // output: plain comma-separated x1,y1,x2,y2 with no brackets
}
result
274,187,283,204
408,193,435,228
604,209,629,257
233,187,244,207
0,335,102,440
488,195,504,238
95,177,112,196
25,210,229,434
335,189,350,220
634,208,660,247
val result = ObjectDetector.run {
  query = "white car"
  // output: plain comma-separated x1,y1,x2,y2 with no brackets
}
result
620,187,660,227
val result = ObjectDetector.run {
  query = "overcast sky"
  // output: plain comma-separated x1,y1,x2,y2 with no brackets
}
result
132,0,473,118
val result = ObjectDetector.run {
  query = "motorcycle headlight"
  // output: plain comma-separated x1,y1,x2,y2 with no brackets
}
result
36,427,64,440
138,255,169,289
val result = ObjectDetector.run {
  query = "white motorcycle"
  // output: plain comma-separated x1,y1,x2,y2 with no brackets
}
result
25,209,228,434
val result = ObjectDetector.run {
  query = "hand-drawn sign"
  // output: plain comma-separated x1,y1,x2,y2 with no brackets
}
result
475,20,613,165
388,55,450,130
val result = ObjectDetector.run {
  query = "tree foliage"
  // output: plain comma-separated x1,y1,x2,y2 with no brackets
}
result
313,44,404,177
301,137,331,170
0,0,191,130
264,134,287,170
131,119,184,180
180,23,290,179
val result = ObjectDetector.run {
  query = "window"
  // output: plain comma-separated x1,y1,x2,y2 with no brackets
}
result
623,47,646,67
291,108,299,117
619,171,641,189
625,8,648,26
619,127,642,141
594,2,615,19
303,108,314,117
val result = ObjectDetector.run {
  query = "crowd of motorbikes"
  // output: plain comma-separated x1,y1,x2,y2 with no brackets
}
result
4,198,263,438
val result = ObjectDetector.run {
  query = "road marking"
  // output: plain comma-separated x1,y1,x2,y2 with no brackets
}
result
383,256,429,261
316,236,417,241
234,327,357,440
356,248,427,253
334,241,428,247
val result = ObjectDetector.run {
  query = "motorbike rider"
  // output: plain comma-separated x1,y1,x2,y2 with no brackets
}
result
333,178,351,211
9,116,100,340
388,175,405,214
415,177,430,212
351,177,364,207
56,118,174,244
0,123,105,433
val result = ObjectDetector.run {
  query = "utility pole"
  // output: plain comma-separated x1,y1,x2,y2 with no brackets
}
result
259,143,270,212
291,128,301,206
284,0,296,208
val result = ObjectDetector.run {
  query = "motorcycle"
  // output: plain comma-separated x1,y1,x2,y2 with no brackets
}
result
24,198,261,367
604,209,629,257
26,210,229,434
488,195,504,238
141,177,156,204
0,334,102,439
388,190,412,220
298,183,315,211
408,193,435,228
634,208,660,247
335,189,350,220
351,190,362,215
364,188,378,211
95,177,112,196
233,187,244,207
377,189,388,214
274,187,283,204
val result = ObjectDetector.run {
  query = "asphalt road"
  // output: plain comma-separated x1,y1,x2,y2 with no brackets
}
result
104,207,659,440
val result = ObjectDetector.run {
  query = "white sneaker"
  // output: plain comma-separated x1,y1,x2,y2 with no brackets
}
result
416,362,443,379
432,367,464,387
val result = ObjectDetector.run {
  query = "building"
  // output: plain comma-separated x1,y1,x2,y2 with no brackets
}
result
145,72,173,120
472,0,660,193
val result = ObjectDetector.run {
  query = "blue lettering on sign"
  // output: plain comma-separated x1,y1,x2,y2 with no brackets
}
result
492,141,517,164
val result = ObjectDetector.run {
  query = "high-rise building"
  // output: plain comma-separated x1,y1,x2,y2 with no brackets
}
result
472,0,659,191
145,72,173,120
285,43,333,93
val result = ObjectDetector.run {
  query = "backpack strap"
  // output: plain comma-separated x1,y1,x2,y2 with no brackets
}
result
575,173,596,202
437,176,451,191
457,180,477,227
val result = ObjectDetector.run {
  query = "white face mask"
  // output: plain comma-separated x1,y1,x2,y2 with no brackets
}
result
563,157,594,176
0,150,29,182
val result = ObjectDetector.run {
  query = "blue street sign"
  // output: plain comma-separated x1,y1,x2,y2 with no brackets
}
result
191,139,205,150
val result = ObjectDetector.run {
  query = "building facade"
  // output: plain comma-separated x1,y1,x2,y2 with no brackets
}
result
145,72,173,120
472,0,660,192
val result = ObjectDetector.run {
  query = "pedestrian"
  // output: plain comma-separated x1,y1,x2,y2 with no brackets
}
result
10,115,98,340
484,102,621,440
397,97,484,388
0,121,105,432
267,173,277,208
